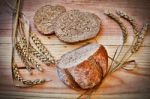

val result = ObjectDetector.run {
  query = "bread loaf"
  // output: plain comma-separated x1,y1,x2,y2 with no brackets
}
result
57,43,108,89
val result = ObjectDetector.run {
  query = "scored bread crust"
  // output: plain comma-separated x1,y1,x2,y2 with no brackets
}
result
34,5,66,35
93,44,108,75
57,67,81,90
57,43,108,89
55,10,101,43
57,58,103,89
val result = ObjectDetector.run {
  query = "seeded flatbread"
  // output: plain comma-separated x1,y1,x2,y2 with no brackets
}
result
34,5,66,35
55,10,101,43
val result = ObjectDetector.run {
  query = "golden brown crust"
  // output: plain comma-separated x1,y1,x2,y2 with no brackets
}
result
57,67,81,90
68,58,103,89
57,44,108,89
93,45,108,76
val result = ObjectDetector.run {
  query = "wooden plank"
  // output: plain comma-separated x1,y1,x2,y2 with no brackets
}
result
0,35,150,46
0,63,150,98
0,91,150,99
0,0,150,99
0,44,150,67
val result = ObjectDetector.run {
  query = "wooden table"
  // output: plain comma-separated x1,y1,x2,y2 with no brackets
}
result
0,0,150,99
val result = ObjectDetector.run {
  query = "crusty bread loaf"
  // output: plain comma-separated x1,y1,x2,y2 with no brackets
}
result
55,10,101,43
57,43,108,89
34,5,66,35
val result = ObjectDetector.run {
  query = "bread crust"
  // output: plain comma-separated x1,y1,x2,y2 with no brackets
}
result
57,43,108,89
34,5,66,35
57,67,81,90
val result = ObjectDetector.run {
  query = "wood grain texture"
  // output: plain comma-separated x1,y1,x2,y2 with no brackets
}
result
0,0,150,99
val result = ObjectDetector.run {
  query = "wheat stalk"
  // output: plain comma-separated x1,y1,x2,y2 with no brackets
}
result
112,23,149,72
12,64,47,87
11,0,21,86
131,23,149,53
29,44,52,65
16,42,43,72
15,41,33,74
104,10,128,72
106,11,139,72
17,12,54,66
12,64,24,82
20,37,54,65
10,0,52,87
31,32,55,64
104,10,128,43
116,10,139,36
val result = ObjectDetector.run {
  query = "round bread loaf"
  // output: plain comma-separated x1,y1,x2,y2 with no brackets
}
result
57,43,108,89
55,10,101,43
34,5,66,35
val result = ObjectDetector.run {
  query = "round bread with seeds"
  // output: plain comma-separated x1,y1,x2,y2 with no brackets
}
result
55,10,101,43
34,5,66,35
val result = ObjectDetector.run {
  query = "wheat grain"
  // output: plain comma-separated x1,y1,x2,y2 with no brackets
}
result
31,33,48,55
16,42,43,72
104,10,128,74
12,64,24,82
31,32,55,64
20,37,54,65
22,79,46,85
11,0,48,87
131,23,149,53
116,10,139,36
108,10,139,73
16,38,33,74
29,44,55,65
12,64,46,86
104,10,128,43
15,42,32,74
111,23,149,72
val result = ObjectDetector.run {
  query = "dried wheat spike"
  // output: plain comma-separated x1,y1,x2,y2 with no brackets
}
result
30,33,49,55
12,64,46,86
116,10,139,36
131,23,149,53
16,42,32,74
21,37,54,65
104,10,128,43
12,64,24,82
16,42,43,72
30,32,55,64
29,44,53,65
22,79,46,85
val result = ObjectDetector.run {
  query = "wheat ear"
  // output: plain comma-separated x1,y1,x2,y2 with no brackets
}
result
21,37,54,65
15,42,32,74
112,23,149,72
131,23,149,53
116,10,139,36
31,33,55,64
16,42,43,72
104,10,128,43
104,10,128,72
12,64,46,87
